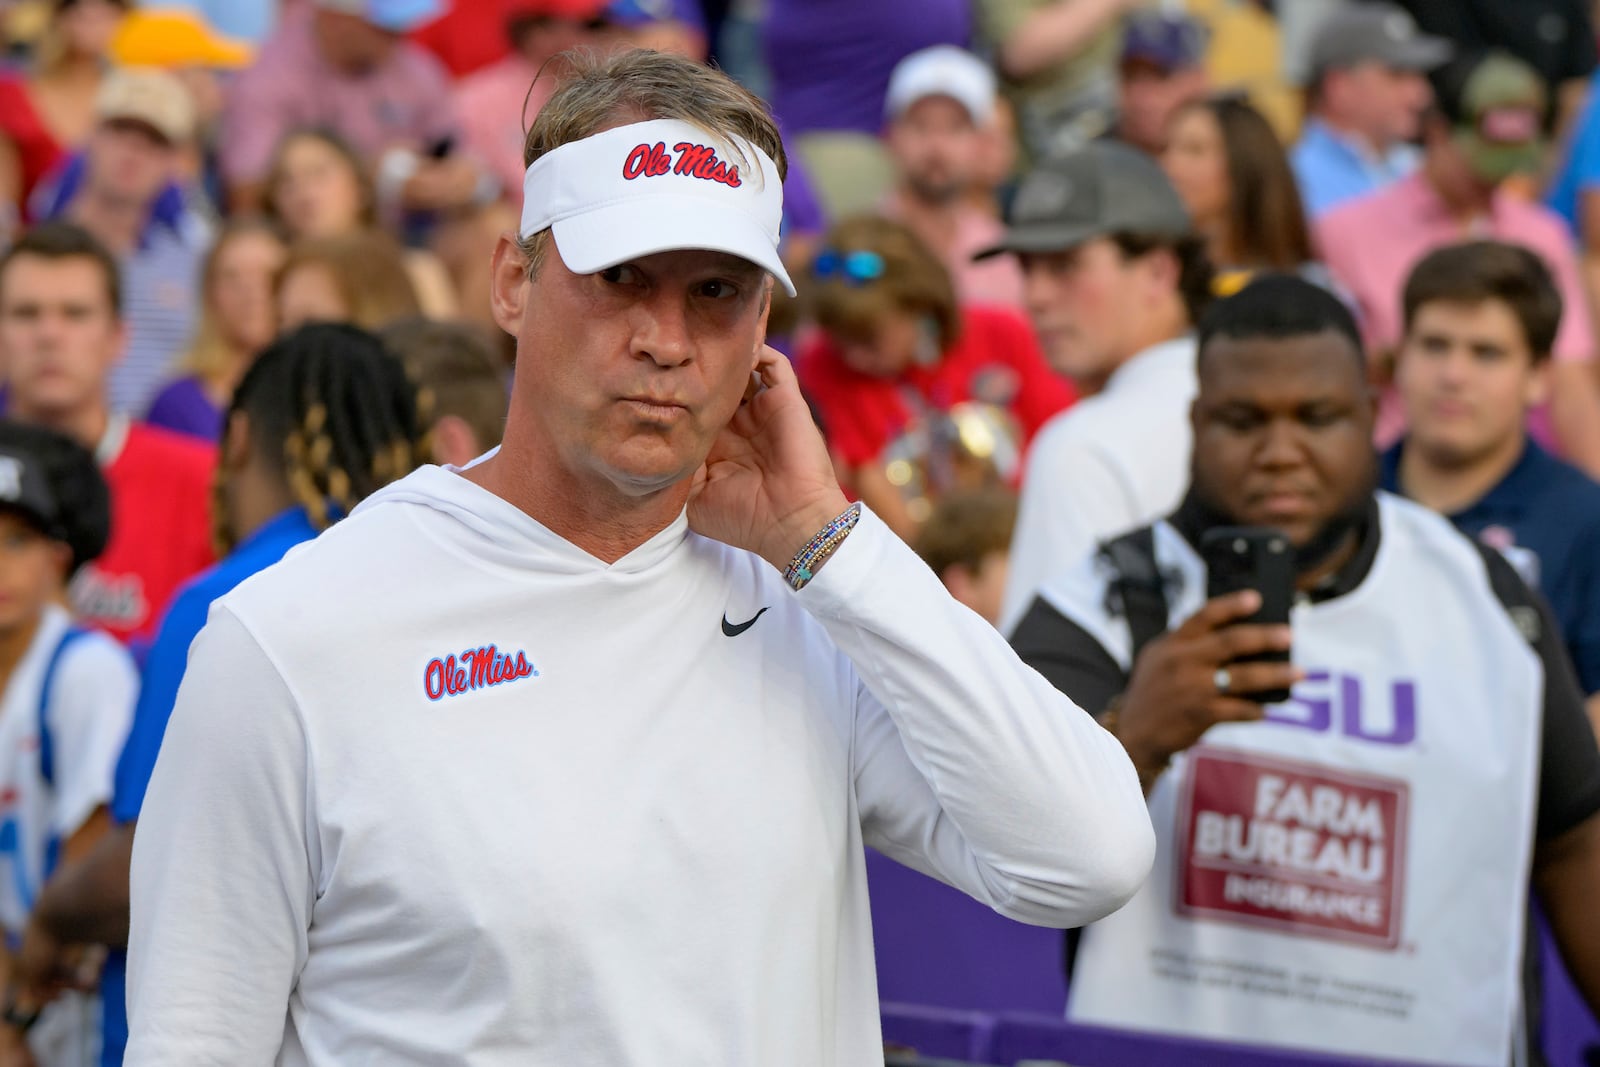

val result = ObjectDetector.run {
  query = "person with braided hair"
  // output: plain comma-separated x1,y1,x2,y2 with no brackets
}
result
0,421,134,1067
125,49,1151,1066
7,323,429,1067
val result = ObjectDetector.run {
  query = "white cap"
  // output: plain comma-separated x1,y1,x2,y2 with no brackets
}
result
884,45,997,125
519,118,795,296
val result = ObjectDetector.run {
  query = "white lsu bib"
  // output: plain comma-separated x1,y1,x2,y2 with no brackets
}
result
1057,495,1542,1066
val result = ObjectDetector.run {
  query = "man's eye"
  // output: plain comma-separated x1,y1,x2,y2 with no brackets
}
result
699,279,738,300
600,265,640,285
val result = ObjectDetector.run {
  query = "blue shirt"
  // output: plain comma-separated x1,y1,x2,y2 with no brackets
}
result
100,507,318,1066
1290,117,1422,219
1381,439,1600,696
1547,69,1600,235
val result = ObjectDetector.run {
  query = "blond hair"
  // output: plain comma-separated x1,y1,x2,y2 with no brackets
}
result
515,48,787,277
181,218,287,386
276,231,422,331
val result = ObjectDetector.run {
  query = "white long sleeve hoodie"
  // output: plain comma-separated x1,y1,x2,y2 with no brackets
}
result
126,465,1153,1066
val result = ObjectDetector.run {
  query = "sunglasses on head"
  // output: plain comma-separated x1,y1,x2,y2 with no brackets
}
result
813,249,886,286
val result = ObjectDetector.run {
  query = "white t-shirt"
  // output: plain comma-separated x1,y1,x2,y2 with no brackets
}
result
126,465,1154,1066
1,604,136,1067
1000,335,1198,635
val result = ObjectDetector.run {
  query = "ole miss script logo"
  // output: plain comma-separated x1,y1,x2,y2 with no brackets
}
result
424,645,538,701
623,141,743,188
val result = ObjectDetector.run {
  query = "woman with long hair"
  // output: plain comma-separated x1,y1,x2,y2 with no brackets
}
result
145,219,287,442
274,230,424,334
0,0,128,233
264,128,458,318
1161,95,1319,288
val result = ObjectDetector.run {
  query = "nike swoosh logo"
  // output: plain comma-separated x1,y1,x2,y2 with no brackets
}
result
721,607,770,637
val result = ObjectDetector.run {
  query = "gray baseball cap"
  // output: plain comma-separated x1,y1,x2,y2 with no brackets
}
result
974,142,1191,260
1307,3,1453,80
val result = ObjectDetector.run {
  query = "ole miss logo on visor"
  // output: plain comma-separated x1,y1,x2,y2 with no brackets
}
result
623,141,743,189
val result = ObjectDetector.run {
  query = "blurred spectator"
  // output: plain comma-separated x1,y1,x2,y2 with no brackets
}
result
1012,276,1600,1064
1317,50,1600,477
453,1,610,207
409,0,702,77
145,219,288,443
982,143,1212,634
762,0,969,218
794,216,1074,541
0,223,213,649
14,325,432,1067
380,318,510,467
218,0,488,221
1546,67,1600,323
1394,0,1597,135
0,0,128,236
275,230,423,332
977,0,1134,164
1112,8,1209,156
1186,0,1298,141
106,7,258,200
1290,2,1452,217
1162,95,1322,292
264,128,458,316
31,67,211,419
914,486,1018,626
1383,241,1600,731
881,46,1024,311
0,420,132,1067
599,0,708,59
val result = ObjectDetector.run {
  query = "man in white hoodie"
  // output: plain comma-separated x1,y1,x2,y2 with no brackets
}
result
123,48,1155,1066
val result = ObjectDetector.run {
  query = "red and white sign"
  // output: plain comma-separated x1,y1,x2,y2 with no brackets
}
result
1174,748,1408,948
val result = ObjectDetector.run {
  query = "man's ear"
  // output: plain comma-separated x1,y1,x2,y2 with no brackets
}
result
489,233,532,338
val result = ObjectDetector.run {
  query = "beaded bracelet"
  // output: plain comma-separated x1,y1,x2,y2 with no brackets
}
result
784,502,863,591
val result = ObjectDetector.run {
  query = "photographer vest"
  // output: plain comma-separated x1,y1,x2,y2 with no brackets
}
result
1041,493,1544,1066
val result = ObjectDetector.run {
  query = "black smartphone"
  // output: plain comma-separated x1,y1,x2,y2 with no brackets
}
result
1199,526,1296,703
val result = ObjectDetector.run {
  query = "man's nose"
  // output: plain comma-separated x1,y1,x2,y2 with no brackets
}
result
630,292,693,367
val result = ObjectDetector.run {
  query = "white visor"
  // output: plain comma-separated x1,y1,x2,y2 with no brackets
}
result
520,118,795,296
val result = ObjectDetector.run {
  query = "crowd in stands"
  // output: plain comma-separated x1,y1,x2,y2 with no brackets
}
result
3,0,1600,1063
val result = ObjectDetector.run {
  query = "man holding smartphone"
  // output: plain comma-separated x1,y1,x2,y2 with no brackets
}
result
122,49,1154,1065
1012,274,1600,1066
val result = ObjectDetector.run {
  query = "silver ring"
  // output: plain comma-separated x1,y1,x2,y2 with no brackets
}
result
1214,667,1232,694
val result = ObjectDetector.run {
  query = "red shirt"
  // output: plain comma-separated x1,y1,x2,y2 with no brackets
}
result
69,421,216,648
0,77,65,218
796,305,1075,473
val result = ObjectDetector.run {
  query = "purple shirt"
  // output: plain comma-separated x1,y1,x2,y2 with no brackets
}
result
762,0,971,135
219,7,460,187
145,377,223,445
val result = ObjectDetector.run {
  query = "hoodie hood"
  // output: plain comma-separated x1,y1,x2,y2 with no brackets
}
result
352,459,690,576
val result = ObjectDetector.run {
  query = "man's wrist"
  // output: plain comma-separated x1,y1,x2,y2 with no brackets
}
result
760,491,852,572
780,501,861,590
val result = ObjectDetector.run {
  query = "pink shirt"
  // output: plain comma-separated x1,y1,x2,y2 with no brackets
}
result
882,194,1026,312
455,56,553,204
220,8,460,187
1316,172,1593,445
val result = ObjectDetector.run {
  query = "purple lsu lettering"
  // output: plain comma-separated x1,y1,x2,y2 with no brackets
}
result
1262,671,1417,746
